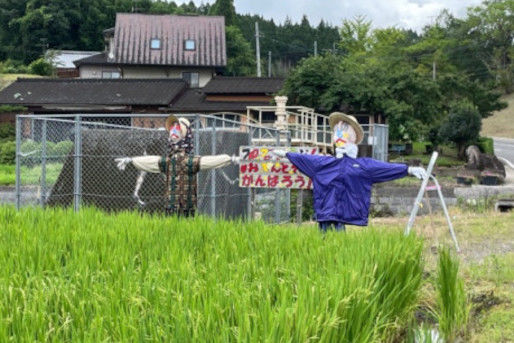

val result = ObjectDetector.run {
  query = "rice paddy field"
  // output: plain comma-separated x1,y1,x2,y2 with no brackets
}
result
0,206,426,342
1,206,512,342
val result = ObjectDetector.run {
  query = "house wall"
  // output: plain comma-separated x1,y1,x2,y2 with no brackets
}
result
79,65,214,87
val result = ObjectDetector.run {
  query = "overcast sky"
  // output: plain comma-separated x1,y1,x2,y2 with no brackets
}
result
177,0,484,31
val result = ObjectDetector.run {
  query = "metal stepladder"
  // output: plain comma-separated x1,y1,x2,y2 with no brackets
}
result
404,152,461,252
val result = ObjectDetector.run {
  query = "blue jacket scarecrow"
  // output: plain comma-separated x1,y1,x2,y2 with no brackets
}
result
286,153,408,226
274,112,426,231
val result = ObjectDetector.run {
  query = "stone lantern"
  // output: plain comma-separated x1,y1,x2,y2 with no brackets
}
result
274,96,288,131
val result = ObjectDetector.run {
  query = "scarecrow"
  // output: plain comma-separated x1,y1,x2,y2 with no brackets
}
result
115,115,239,216
272,112,427,232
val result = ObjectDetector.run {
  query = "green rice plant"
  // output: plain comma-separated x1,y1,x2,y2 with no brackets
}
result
0,206,425,342
435,247,470,342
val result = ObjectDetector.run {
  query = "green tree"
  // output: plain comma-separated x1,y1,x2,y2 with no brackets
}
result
282,54,343,109
225,25,254,76
339,16,372,55
439,100,482,158
467,0,514,93
209,0,237,26
29,57,54,75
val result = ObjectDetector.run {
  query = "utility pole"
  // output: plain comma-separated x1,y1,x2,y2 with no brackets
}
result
432,61,436,81
268,51,272,77
314,40,318,57
332,42,336,54
255,22,261,77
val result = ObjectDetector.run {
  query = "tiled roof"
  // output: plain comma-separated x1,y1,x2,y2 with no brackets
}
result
170,89,271,112
202,77,284,94
47,50,102,68
0,78,186,106
73,53,110,67
112,13,226,67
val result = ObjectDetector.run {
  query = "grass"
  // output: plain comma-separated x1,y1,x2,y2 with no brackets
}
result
435,247,470,342
0,206,425,342
370,209,514,342
481,93,514,138
390,142,465,168
0,163,63,186
0,73,41,90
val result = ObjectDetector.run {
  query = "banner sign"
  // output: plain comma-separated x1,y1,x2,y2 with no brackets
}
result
238,146,318,189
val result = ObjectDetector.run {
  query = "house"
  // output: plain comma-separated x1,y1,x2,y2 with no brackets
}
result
45,50,101,78
0,13,283,126
0,76,284,129
74,13,226,87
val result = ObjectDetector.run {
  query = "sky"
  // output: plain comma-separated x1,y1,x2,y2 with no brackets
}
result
176,0,484,31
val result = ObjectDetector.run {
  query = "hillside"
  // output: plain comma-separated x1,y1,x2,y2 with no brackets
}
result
481,93,514,138
0,73,40,91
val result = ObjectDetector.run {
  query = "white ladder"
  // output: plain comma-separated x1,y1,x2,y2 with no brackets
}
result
404,152,460,252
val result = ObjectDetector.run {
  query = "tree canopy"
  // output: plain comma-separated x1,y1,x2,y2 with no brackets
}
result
283,0,510,141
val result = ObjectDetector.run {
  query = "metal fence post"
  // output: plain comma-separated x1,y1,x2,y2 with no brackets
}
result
41,119,47,207
286,130,291,222
384,125,389,161
15,115,21,210
210,125,216,217
274,131,281,223
73,115,82,212
247,126,253,221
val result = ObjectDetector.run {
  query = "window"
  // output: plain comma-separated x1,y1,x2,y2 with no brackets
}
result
182,72,199,88
184,39,196,51
151,38,161,49
102,71,121,79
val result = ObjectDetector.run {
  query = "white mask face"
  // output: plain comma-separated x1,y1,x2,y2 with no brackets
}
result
169,122,183,143
333,121,356,147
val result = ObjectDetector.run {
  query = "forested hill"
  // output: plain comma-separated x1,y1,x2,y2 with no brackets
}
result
0,0,339,75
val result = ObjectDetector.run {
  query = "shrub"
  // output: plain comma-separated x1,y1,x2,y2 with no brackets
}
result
0,105,26,114
49,140,73,157
28,58,55,76
0,141,15,164
439,101,481,159
0,123,15,140
0,59,29,73
477,137,494,155
20,139,41,154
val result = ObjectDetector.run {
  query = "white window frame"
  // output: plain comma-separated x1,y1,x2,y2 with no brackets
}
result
102,70,121,79
151,38,161,50
184,39,196,51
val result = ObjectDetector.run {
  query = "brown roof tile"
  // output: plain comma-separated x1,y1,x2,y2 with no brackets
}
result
112,13,226,67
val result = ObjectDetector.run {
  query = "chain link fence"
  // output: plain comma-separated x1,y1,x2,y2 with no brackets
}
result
15,114,291,223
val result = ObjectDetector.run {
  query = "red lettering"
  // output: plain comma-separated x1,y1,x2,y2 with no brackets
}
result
248,163,259,173
248,149,259,160
242,174,253,187
294,175,305,188
268,175,279,188
255,175,266,187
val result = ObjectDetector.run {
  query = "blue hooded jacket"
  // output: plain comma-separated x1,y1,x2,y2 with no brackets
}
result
286,153,408,226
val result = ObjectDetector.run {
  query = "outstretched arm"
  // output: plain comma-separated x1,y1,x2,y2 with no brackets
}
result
115,156,161,173
199,154,239,170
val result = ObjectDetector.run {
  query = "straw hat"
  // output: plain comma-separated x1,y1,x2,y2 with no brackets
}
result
165,115,190,137
328,112,364,144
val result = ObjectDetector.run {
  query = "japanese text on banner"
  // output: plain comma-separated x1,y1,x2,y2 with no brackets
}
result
238,146,318,189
